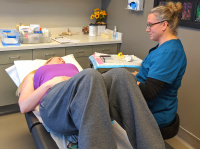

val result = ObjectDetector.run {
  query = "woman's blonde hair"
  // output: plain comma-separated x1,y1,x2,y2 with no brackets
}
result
150,1,182,35
16,57,57,96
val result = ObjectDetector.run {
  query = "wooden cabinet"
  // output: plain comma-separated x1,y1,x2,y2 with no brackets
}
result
66,46,93,69
93,44,118,54
33,48,65,60
0,50,32,107
0,50,32,64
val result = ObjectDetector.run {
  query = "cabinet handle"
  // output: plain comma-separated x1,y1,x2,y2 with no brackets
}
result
76,51,84,54
102,49,109,51
45,53,55,56
9,56,20,59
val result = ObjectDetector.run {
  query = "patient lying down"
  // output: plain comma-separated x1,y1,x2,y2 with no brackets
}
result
18,57,165,149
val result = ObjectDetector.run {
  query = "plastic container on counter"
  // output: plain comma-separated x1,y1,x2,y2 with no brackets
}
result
0,29,20,45
19,32,51,44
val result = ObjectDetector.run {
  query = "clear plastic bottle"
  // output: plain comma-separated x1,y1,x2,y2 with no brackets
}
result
112,26,117,39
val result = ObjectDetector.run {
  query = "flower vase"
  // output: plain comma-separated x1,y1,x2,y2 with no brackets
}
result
96,22,107,36
95,21,107,25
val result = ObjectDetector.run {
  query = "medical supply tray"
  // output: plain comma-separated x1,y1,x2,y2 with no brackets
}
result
19,33,51,44
0,29,20,45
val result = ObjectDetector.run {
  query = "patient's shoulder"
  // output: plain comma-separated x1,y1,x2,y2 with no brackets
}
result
23,73,34,84
26,70,37,80
26,73,34,80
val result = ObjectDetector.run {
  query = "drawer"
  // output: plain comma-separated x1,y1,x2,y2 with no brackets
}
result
33,48,65,60
0,50,32,64
0,64,18,106
76,57,91,69
93,44,118,54
65,46,93,58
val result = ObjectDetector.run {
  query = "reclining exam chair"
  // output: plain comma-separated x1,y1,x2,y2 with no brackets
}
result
25,112,58,149
24,111,176,149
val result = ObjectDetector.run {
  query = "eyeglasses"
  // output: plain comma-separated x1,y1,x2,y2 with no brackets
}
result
147,20,166,29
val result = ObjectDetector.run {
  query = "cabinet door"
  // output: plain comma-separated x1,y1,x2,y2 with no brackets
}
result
75,57,91,69
93,44,118,54
0,50,32,106
0,64,18,106
33,48,65,60
0,50,32,64
65,46,93,58
66,46,93,69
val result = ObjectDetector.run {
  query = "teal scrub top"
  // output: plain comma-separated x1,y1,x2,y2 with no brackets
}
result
136,39,187,127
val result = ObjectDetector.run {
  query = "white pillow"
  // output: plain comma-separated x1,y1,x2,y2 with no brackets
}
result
14,60,36,83
5,54,83,87
5,65,21,87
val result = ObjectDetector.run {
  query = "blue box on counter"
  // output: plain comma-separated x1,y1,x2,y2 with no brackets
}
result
0,29,20,46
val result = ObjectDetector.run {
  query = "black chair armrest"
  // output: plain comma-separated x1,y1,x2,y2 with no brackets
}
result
25,112,41,132
24,111,59,149
32,123,59,149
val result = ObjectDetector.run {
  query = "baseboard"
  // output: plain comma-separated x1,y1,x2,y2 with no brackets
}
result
0,104,20,116
177,126,200,148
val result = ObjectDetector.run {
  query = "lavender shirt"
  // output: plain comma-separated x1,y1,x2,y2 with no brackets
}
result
34,63,79,90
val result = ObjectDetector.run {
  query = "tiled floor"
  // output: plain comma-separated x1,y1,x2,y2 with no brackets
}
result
0,112,193,149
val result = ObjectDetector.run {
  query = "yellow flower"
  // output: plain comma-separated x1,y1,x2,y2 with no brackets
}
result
94,11,100,15
90,14,95,20
95,14,100,19
94,8,100,11
90,8,107,23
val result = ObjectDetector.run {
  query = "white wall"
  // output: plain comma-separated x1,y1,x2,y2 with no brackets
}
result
0,0,101,28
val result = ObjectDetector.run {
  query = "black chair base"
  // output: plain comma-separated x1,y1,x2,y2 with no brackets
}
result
160,113,180,140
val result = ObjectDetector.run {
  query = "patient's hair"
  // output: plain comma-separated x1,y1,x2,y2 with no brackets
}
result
150,1,182,35
16,57,59,96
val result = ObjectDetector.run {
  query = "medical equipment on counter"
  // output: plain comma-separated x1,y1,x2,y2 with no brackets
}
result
18,24,51,44
0,29,20,46
112,26,118,39
89,52,142,70
19,33,51,44
125,55,132,62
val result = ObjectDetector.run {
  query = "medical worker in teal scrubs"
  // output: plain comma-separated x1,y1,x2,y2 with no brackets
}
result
133,2,187,128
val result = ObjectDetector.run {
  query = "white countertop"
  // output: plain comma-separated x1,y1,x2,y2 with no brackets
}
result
0,28,122,52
